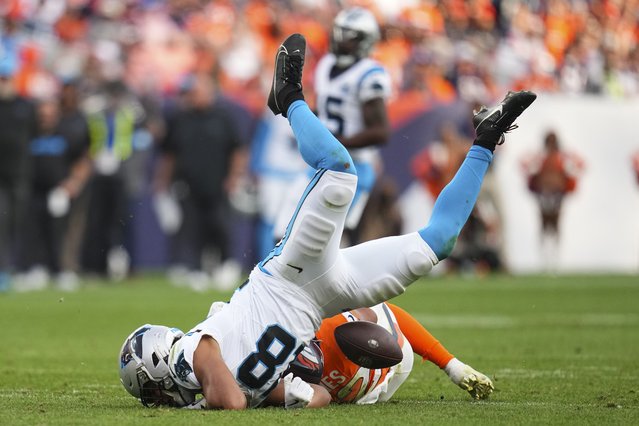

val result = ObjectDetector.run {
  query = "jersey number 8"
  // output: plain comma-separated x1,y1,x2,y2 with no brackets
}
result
237,325,298,389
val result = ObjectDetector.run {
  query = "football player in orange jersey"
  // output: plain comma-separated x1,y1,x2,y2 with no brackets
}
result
315,303,494,404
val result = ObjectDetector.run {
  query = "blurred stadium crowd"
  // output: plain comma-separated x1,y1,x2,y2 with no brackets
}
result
0,0,637,291
3,0,638,102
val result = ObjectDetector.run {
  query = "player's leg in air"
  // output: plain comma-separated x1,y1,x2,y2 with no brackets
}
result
328,91,537,312
258,34,360,291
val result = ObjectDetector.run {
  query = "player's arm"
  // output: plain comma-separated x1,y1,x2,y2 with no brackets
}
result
338,97,390,149
386,303,454,368
60,153,92,198
192,336,247,410
153,153,175,193
387,303,494,400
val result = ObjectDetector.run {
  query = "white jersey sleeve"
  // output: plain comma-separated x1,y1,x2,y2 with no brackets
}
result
357,66,392,103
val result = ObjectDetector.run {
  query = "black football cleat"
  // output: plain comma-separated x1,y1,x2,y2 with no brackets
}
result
267,33,306,117
473,90,537,146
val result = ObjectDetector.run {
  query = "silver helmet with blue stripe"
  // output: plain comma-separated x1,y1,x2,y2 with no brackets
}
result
119,324,196,407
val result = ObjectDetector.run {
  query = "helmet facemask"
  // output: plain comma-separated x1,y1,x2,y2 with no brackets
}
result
137,370,195,407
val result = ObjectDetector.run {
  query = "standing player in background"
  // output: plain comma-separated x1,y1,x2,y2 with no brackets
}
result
0,60,36,292
19,98,90,291
250,110,308,259
275,7,391,245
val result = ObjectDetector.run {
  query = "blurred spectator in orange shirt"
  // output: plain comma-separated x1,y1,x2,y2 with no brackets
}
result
523,130,584,272
411,122,468,200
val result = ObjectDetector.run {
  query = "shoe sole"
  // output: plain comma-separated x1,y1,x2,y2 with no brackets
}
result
271,45,288,112
475,91,536,131
269,34,305,115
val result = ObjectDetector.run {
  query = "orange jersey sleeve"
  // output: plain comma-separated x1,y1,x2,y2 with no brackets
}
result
387,303,453,369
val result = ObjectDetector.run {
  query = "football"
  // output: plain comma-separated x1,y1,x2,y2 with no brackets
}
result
334,320,403,369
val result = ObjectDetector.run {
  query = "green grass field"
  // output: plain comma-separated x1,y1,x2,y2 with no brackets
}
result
1,274,638,425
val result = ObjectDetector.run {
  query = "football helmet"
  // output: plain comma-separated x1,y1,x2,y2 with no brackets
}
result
119,324,196,407
283,340,324,384
331,7,380,67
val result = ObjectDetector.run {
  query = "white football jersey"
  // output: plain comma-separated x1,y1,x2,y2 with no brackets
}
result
168,268,322,408
314,53,392,165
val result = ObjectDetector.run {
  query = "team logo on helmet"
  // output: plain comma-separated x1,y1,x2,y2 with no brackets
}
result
173,351,192,381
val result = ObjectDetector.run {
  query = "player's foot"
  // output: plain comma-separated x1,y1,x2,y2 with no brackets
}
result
458,369,494,400
268,33,306,118
445,358,495,400
473,90,537,148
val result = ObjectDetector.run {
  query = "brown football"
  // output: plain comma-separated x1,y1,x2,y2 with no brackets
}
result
334,320,403,369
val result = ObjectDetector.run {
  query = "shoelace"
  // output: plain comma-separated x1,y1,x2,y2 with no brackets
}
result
504,124,518,133
284,56,303,87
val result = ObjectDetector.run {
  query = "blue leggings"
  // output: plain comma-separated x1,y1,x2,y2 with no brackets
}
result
419,146,493,260
288,99,491,261
287,101,356,175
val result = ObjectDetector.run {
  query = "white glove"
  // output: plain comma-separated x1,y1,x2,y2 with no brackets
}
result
445,358,494,400
94,149,120,175
47,187,70,217
282,373,314,409
153,191,182,234
182,398,207,410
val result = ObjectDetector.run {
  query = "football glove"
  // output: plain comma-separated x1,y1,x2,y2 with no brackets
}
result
282,373,314,409
47,187,70,217
445,358,494,400
153,191,182,235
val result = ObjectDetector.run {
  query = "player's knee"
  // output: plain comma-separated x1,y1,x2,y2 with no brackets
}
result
401,247,435,276
320,145,357,175
418,226,458,260
322,183,354,209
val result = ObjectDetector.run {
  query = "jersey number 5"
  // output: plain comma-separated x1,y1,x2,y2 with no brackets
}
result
324,96,345,136
237,325,297,389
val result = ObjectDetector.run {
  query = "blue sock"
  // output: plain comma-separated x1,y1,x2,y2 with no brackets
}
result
287,101,356,175
418,146,493,260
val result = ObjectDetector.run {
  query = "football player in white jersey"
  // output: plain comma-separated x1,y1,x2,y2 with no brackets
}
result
118,34,535,410
274,7,391,243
